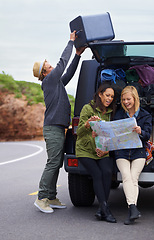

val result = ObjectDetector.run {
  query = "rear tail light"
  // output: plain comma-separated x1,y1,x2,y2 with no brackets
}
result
68,158,78,167
72,117,79,135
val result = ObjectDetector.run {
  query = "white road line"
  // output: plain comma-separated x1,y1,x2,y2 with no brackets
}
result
0,142,44,166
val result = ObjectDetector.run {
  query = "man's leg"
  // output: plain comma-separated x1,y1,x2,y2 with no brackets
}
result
38,125,65,200
34,126,65,212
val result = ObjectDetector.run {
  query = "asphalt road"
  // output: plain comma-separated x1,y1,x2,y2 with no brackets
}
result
0,141,154,240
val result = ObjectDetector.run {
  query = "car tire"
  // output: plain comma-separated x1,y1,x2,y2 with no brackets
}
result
68,173,95,207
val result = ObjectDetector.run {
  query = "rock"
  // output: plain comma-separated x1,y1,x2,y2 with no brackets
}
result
0,92,45,141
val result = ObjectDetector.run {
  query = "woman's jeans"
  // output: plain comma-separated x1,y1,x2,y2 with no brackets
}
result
116,158,145,205
79,157,113,204
38,125,65,200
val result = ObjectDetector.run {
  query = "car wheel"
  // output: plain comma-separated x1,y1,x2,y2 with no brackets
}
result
68,173,95,207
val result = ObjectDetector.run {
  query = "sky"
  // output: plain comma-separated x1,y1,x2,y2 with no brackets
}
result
0,0,154,97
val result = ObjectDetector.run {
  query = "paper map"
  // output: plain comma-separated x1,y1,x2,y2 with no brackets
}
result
89,117,143,151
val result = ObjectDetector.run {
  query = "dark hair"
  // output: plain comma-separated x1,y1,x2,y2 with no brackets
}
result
90,82,117,118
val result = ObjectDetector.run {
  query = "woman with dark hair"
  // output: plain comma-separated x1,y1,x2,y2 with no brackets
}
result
75,82,117,223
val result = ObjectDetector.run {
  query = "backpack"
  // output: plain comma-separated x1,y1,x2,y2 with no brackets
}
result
98,68,127,106
140,84,154,115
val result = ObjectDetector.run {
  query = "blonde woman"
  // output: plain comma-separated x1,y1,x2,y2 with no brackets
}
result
114,86,152,225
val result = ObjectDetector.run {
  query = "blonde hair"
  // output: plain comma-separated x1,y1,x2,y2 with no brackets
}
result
121,86,140,112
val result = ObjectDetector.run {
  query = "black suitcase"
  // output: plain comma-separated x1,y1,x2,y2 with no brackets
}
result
69,13,115,48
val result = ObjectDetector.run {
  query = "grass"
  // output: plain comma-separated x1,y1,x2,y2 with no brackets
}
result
0,71,75,119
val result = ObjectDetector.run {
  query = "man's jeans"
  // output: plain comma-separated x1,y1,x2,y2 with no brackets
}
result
38,125,65,200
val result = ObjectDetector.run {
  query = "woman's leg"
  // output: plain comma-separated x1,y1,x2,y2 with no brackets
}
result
79,157,106,203
98,157,113,202
116,158,145,224
116,158,135,205
130,158,145,205
79,157,116,223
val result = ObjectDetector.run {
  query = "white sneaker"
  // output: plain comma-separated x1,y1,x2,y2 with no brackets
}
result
34,198,54,213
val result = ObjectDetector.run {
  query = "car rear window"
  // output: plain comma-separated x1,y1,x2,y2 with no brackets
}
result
89,41,154,62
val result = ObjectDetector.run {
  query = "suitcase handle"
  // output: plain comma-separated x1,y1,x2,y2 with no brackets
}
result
75,30,83,37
